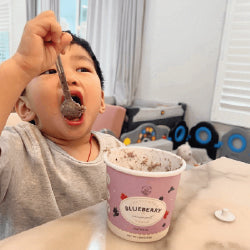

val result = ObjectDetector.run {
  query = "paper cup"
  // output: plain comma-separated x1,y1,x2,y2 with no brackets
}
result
104,146,186,242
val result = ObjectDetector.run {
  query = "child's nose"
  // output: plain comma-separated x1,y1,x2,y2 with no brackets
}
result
65,72,79,86
67,80,77,86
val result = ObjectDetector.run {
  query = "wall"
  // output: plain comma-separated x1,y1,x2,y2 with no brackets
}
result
136,0,227,128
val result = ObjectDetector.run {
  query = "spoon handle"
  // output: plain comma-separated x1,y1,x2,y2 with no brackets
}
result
55,55,71,100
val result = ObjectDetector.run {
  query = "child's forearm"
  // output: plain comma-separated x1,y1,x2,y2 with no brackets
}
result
0,58,32,134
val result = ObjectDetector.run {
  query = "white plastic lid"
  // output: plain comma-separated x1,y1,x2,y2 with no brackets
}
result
214,208,235,222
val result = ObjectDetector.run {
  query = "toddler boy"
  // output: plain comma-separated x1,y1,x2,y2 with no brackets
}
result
0,11,123,239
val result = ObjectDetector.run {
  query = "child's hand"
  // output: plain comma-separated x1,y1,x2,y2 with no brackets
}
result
12,11,72,79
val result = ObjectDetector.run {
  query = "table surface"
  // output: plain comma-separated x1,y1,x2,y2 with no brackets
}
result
0,157,249,250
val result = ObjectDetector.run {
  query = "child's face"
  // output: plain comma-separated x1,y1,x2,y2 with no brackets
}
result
19,44,105,141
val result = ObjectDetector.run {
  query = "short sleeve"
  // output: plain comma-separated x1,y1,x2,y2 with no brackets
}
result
0,126,24,202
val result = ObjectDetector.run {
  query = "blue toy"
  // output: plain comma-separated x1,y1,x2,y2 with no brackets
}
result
217,128,250,163
188,122,219,160
168,121,189,150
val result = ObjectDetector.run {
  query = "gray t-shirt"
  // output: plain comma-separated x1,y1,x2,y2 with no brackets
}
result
0,122,123,240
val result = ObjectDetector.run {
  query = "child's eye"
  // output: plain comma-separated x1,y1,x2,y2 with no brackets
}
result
41,69,57,75
76,68,90,73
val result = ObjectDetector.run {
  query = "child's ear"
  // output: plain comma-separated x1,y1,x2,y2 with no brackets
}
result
99,91,106,114
15,96,36,122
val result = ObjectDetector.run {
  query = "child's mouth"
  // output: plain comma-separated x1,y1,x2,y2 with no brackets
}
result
61,91,86,124
71,95,82,106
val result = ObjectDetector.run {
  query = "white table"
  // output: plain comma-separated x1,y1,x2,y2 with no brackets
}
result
0,157,249,250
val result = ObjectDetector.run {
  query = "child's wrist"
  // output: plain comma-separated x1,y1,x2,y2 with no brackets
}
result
11,53,38,83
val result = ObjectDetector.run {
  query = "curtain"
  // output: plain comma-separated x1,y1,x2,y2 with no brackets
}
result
40,0,60,20
26,0,37,20
26,0,60,20
87,0,145,106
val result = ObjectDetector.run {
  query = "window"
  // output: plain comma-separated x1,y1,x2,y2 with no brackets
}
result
78,0,88,38
0,0,10,63
0,0,26,62
60,0,88,38
211,0,250,128
0,0,87,64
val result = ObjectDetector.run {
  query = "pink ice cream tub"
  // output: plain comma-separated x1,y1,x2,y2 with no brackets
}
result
104,146,186,242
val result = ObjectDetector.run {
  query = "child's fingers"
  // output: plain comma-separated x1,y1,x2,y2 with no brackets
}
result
44,32,52,42
61,32,73,47
50,23,63,44
14,11,72,75
30,11,62,43
54,32,73,54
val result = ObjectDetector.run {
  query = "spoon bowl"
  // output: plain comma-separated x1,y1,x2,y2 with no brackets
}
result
60,100,85,120
55,55,85,120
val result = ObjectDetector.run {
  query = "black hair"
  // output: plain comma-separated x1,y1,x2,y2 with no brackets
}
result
66,31,104,89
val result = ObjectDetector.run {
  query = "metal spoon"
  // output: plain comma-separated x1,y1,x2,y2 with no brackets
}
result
55,55,85,120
